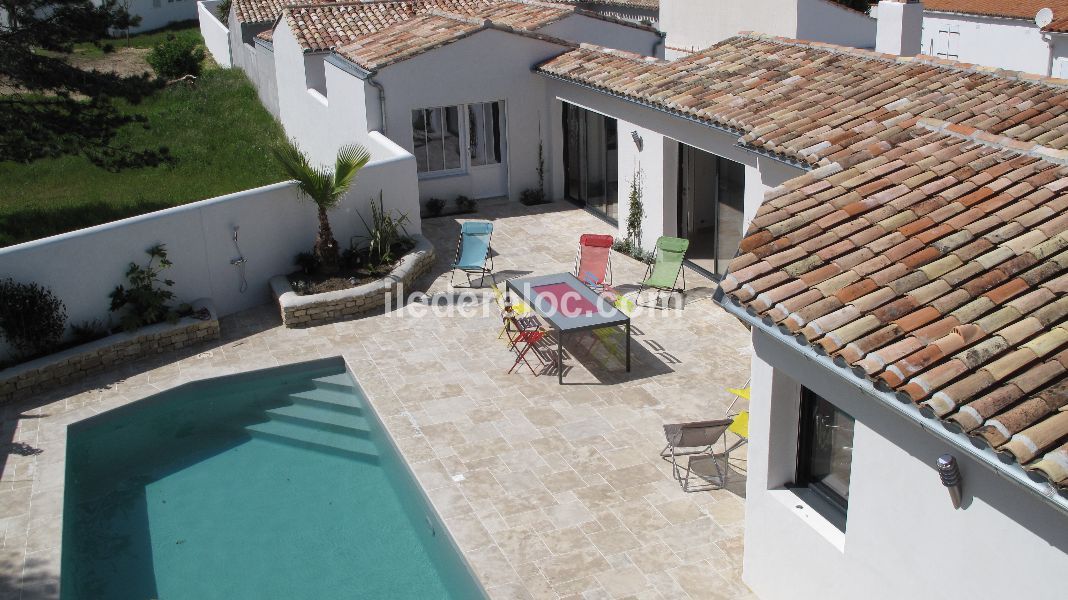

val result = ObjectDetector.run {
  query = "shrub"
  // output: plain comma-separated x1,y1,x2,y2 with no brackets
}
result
294,251,320,274
425,198,445,217
626,169,644,247
70,319,109,345
109,244,178,332
520,188,547,206
456,195,476,213
0,279,67,360
147,35,205,79
356,191,412,271
216,0,232,21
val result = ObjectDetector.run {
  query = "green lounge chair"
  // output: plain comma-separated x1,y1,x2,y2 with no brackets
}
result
450,220,495,288
637,236,689,308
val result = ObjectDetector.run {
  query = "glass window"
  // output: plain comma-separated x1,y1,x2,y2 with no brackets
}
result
796,388,854,512
468,102,502,167
411,106,462,174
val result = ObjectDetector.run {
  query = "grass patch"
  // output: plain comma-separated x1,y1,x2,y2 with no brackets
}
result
72,20,203,58
0,67,287,247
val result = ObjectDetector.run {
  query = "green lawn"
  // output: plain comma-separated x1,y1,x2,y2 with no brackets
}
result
72,20,204,58
1,30,286,247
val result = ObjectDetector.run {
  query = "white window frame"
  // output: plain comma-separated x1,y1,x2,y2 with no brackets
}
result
412,100,505,179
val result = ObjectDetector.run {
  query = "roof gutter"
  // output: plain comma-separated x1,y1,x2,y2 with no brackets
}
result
539,71,810,171
713,290,1068,517
326,53,387,134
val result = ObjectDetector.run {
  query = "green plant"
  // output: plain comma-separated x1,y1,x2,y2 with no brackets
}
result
626,168,645,247
70,319,108,345
425,197,445,217
520,188,547,206
456,195,476,213
109,244,178,332
216,0,233,21
147,34,205,79
274,141,371,273
294,251,320,275
537,140,545,193
0,279,67,360
355,191,412,270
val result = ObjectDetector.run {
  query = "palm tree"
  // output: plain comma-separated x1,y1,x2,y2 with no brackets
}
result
274,141,371,272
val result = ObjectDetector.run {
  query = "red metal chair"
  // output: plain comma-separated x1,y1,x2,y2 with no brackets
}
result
508,328,548,376
574,234,614,291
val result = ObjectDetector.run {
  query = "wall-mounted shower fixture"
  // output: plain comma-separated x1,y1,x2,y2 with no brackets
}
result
231,226,249,293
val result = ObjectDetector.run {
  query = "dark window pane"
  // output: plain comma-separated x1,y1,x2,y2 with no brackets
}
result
425,108,444,172
490,102,501,163
798,389,854,510
444,106,461,170
411,109,429,173
469,104,487,166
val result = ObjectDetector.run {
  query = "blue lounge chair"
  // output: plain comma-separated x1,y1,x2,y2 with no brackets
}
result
450,220,496,287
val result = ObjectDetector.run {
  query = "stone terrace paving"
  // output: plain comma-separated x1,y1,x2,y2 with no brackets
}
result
0,200,753,599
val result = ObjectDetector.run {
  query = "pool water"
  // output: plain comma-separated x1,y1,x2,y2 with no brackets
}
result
61,358,484,600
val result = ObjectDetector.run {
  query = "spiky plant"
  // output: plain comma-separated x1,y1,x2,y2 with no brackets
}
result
274,141,371,272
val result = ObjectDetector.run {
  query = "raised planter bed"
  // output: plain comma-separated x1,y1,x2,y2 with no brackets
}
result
270,234,435,328
0,298,220,405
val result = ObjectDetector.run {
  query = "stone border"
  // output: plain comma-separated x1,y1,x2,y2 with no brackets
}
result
270,234,436,328
0,298,220,405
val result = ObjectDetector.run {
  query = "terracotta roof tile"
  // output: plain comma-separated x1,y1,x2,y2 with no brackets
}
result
718,125,1068,491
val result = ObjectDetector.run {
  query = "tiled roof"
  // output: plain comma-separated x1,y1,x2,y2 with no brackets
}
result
717,118,1068,492
923,0,1068,28
335,12,570,70
233,0,339,24
537,34,1068,167
281,0,580,52
554,0,658,9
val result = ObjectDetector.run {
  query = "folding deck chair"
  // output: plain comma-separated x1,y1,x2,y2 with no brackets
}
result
636,236,689,308
450,220,495,288
574,234,613,291
508,327,548,376
660,419,735,492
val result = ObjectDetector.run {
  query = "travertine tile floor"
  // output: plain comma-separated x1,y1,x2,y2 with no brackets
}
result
0,200,754,599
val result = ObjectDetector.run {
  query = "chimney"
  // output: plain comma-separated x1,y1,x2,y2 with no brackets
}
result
875,0,924,56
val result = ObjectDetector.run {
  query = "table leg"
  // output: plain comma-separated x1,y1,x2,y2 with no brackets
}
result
625,321,631,372
558,331,564,385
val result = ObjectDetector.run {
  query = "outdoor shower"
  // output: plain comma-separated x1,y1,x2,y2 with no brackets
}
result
230,226,249,293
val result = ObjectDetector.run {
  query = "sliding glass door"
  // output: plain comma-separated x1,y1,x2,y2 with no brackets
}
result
562,103,618,221
677,143,745,277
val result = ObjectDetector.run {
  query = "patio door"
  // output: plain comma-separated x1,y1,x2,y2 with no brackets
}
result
677,143,744,277
563,103,618,221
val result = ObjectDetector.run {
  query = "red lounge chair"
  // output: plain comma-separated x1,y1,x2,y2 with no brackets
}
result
574,234,613,291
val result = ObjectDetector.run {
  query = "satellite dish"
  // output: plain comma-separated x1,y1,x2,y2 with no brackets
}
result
1036,7,1054,28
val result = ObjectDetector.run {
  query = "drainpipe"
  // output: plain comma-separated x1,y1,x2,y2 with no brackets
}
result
367,76,387,134
652,31,665,58
1042,31,1055,77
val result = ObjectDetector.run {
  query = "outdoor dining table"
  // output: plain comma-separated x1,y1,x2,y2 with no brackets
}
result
506,273,631,384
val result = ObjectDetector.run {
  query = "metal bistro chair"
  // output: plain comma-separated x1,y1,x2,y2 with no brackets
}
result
660,419,734,492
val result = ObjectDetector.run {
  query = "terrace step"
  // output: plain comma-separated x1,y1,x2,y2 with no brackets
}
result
287,388,363,415
245,420,379,464
265,403,373,438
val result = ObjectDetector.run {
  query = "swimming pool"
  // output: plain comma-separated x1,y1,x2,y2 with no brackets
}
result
60,358,485,599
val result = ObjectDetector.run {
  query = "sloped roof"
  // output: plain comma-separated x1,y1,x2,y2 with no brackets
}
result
537,34,1068,167
233,0,336,24
335,12,571,71
553,0,658,9
279,0,638,53
717,117,1068,492
922,0,1068,27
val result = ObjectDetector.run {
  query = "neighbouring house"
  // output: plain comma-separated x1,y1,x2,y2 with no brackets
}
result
553,0,659,26
659,0,876,58
870,0,1068,76
99,0,199,33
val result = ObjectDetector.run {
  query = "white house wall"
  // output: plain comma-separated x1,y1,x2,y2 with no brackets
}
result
661,0,873,57
272,19,336,165
537,14,664,57
743,327,1068,600
545,79,805,249
920,13,1056,75
250,40,280,118
197,1,231,67
373,29,570,202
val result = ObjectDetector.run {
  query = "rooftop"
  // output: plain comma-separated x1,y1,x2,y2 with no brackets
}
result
717,120,1068,492
538,33,1068,166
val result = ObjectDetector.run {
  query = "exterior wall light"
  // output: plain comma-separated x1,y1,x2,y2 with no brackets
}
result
936,454,962,509
631,130,643,151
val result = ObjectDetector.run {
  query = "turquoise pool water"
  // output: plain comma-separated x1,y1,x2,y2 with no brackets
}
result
61,358,485,599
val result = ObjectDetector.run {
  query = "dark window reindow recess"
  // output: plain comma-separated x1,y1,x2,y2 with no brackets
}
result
796,388,855,515
562,103,618,221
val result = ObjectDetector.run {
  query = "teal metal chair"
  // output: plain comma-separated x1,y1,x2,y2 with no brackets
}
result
450,220,495,288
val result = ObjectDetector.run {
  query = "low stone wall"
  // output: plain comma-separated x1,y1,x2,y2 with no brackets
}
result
271,235,435,328
0,299,220,405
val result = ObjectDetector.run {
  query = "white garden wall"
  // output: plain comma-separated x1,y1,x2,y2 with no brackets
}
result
0,132,419,361
197,0,231,68
743,328,1068,600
